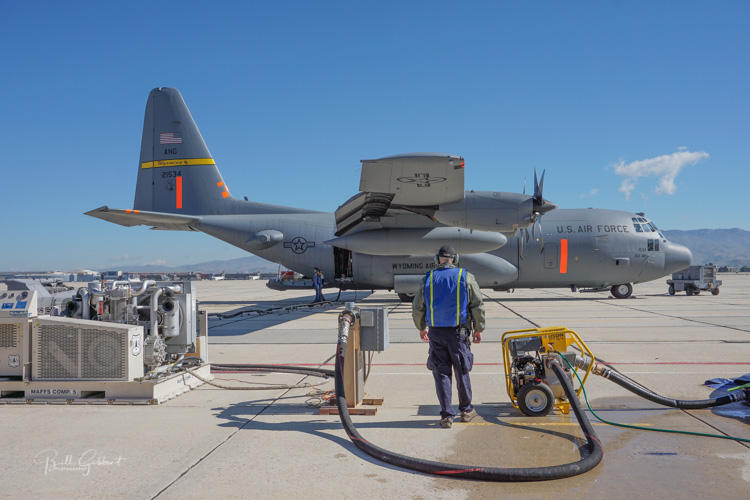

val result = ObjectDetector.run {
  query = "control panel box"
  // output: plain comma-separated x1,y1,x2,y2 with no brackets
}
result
0,290,38,319
0,291,37,377
359,307,389,352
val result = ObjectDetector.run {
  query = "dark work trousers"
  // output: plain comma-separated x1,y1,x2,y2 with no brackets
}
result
427,326,474,419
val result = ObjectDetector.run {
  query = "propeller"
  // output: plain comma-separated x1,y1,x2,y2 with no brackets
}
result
519,168,557,260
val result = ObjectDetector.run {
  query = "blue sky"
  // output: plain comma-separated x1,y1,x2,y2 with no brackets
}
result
1,1,748,271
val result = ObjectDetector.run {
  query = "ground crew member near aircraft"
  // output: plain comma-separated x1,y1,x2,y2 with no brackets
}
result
412,245,485,428
313,268,325,302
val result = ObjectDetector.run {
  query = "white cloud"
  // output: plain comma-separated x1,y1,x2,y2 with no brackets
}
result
613,150,708,200
579,188,599,198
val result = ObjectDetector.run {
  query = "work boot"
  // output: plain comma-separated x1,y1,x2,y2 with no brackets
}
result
440,417,453,428
460,409,477,422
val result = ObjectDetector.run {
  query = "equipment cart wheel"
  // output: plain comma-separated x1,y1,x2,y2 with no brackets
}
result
397,293,415,303
517,382,555,417
668,284,675,295
686,287,694,296
611,283,633,299
711,288,720,296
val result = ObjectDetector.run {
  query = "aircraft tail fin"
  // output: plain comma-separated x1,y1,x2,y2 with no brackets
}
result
134,87,235,215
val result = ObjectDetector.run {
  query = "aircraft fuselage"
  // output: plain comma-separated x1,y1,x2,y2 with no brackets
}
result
193,207,692,295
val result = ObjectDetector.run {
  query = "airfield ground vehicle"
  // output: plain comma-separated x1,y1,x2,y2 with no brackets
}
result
667,265,722,296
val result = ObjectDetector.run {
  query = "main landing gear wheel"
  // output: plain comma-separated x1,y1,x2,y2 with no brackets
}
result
611,283,633,299
517,382,555,417
397,293,415,303
668,284,675,295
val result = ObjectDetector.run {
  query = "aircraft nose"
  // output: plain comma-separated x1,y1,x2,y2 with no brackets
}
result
664,242,693,274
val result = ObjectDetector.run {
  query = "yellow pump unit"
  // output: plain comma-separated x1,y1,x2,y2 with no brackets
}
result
502,326,594,416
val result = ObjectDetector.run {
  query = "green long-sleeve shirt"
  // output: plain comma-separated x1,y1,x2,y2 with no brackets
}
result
411,263,485,332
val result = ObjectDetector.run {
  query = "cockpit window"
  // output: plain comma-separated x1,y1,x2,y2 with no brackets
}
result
632,217,658,233
647,239,660,251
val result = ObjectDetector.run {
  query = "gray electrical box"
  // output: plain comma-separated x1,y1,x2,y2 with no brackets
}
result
359,307,389,352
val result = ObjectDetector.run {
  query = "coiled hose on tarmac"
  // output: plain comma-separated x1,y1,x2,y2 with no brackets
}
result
334,312,603,481
588,362,749,409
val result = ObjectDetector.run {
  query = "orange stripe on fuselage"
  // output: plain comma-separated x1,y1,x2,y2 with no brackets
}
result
176,176,183,209
560,239,568,273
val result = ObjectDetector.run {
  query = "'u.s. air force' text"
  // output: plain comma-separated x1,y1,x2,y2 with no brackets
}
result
556,224,630,233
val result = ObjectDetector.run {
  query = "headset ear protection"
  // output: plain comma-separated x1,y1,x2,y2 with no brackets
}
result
434,253,460,265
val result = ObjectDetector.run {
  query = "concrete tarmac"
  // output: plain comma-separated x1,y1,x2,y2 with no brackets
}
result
1,276,749,499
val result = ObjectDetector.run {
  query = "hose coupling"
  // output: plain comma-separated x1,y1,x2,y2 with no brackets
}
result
337,309,355,344
574,355,593,371
591,363,609,378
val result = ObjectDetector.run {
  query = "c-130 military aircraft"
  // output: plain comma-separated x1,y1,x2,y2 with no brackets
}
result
87,88,693,300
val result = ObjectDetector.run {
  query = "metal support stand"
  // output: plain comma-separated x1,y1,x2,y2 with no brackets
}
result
320,312,382,416
343,317,365,408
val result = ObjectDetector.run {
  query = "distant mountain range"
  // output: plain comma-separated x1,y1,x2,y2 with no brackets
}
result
96,228,750,273
99,255,281,274
662,228,750,268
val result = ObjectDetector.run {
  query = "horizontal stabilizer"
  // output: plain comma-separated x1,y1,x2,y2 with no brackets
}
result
85,206,200,231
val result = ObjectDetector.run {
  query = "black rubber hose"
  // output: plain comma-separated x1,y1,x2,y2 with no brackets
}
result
597,366,746,409
334,326,603,481
210,363,334,378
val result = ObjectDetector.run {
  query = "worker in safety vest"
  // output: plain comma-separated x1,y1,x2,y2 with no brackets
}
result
412,245,485,428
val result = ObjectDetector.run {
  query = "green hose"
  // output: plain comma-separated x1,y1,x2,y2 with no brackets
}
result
558,354,750,444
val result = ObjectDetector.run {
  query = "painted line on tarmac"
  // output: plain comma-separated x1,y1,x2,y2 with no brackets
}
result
268,361,750,367
459,422,654,427
371,371,739,375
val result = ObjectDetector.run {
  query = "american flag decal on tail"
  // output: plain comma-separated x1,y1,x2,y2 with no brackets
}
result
160,132,182,144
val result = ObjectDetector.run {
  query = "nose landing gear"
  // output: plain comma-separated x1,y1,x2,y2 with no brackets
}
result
611,283,633,299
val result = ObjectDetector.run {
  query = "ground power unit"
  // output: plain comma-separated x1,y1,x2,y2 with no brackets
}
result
31,316,143,382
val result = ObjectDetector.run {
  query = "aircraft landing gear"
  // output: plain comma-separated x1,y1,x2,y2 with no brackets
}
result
398,293,415,303
611,283,633,299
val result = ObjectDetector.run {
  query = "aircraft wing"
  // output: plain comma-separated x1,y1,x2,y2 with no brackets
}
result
335,153,465,236
85,206,201,231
